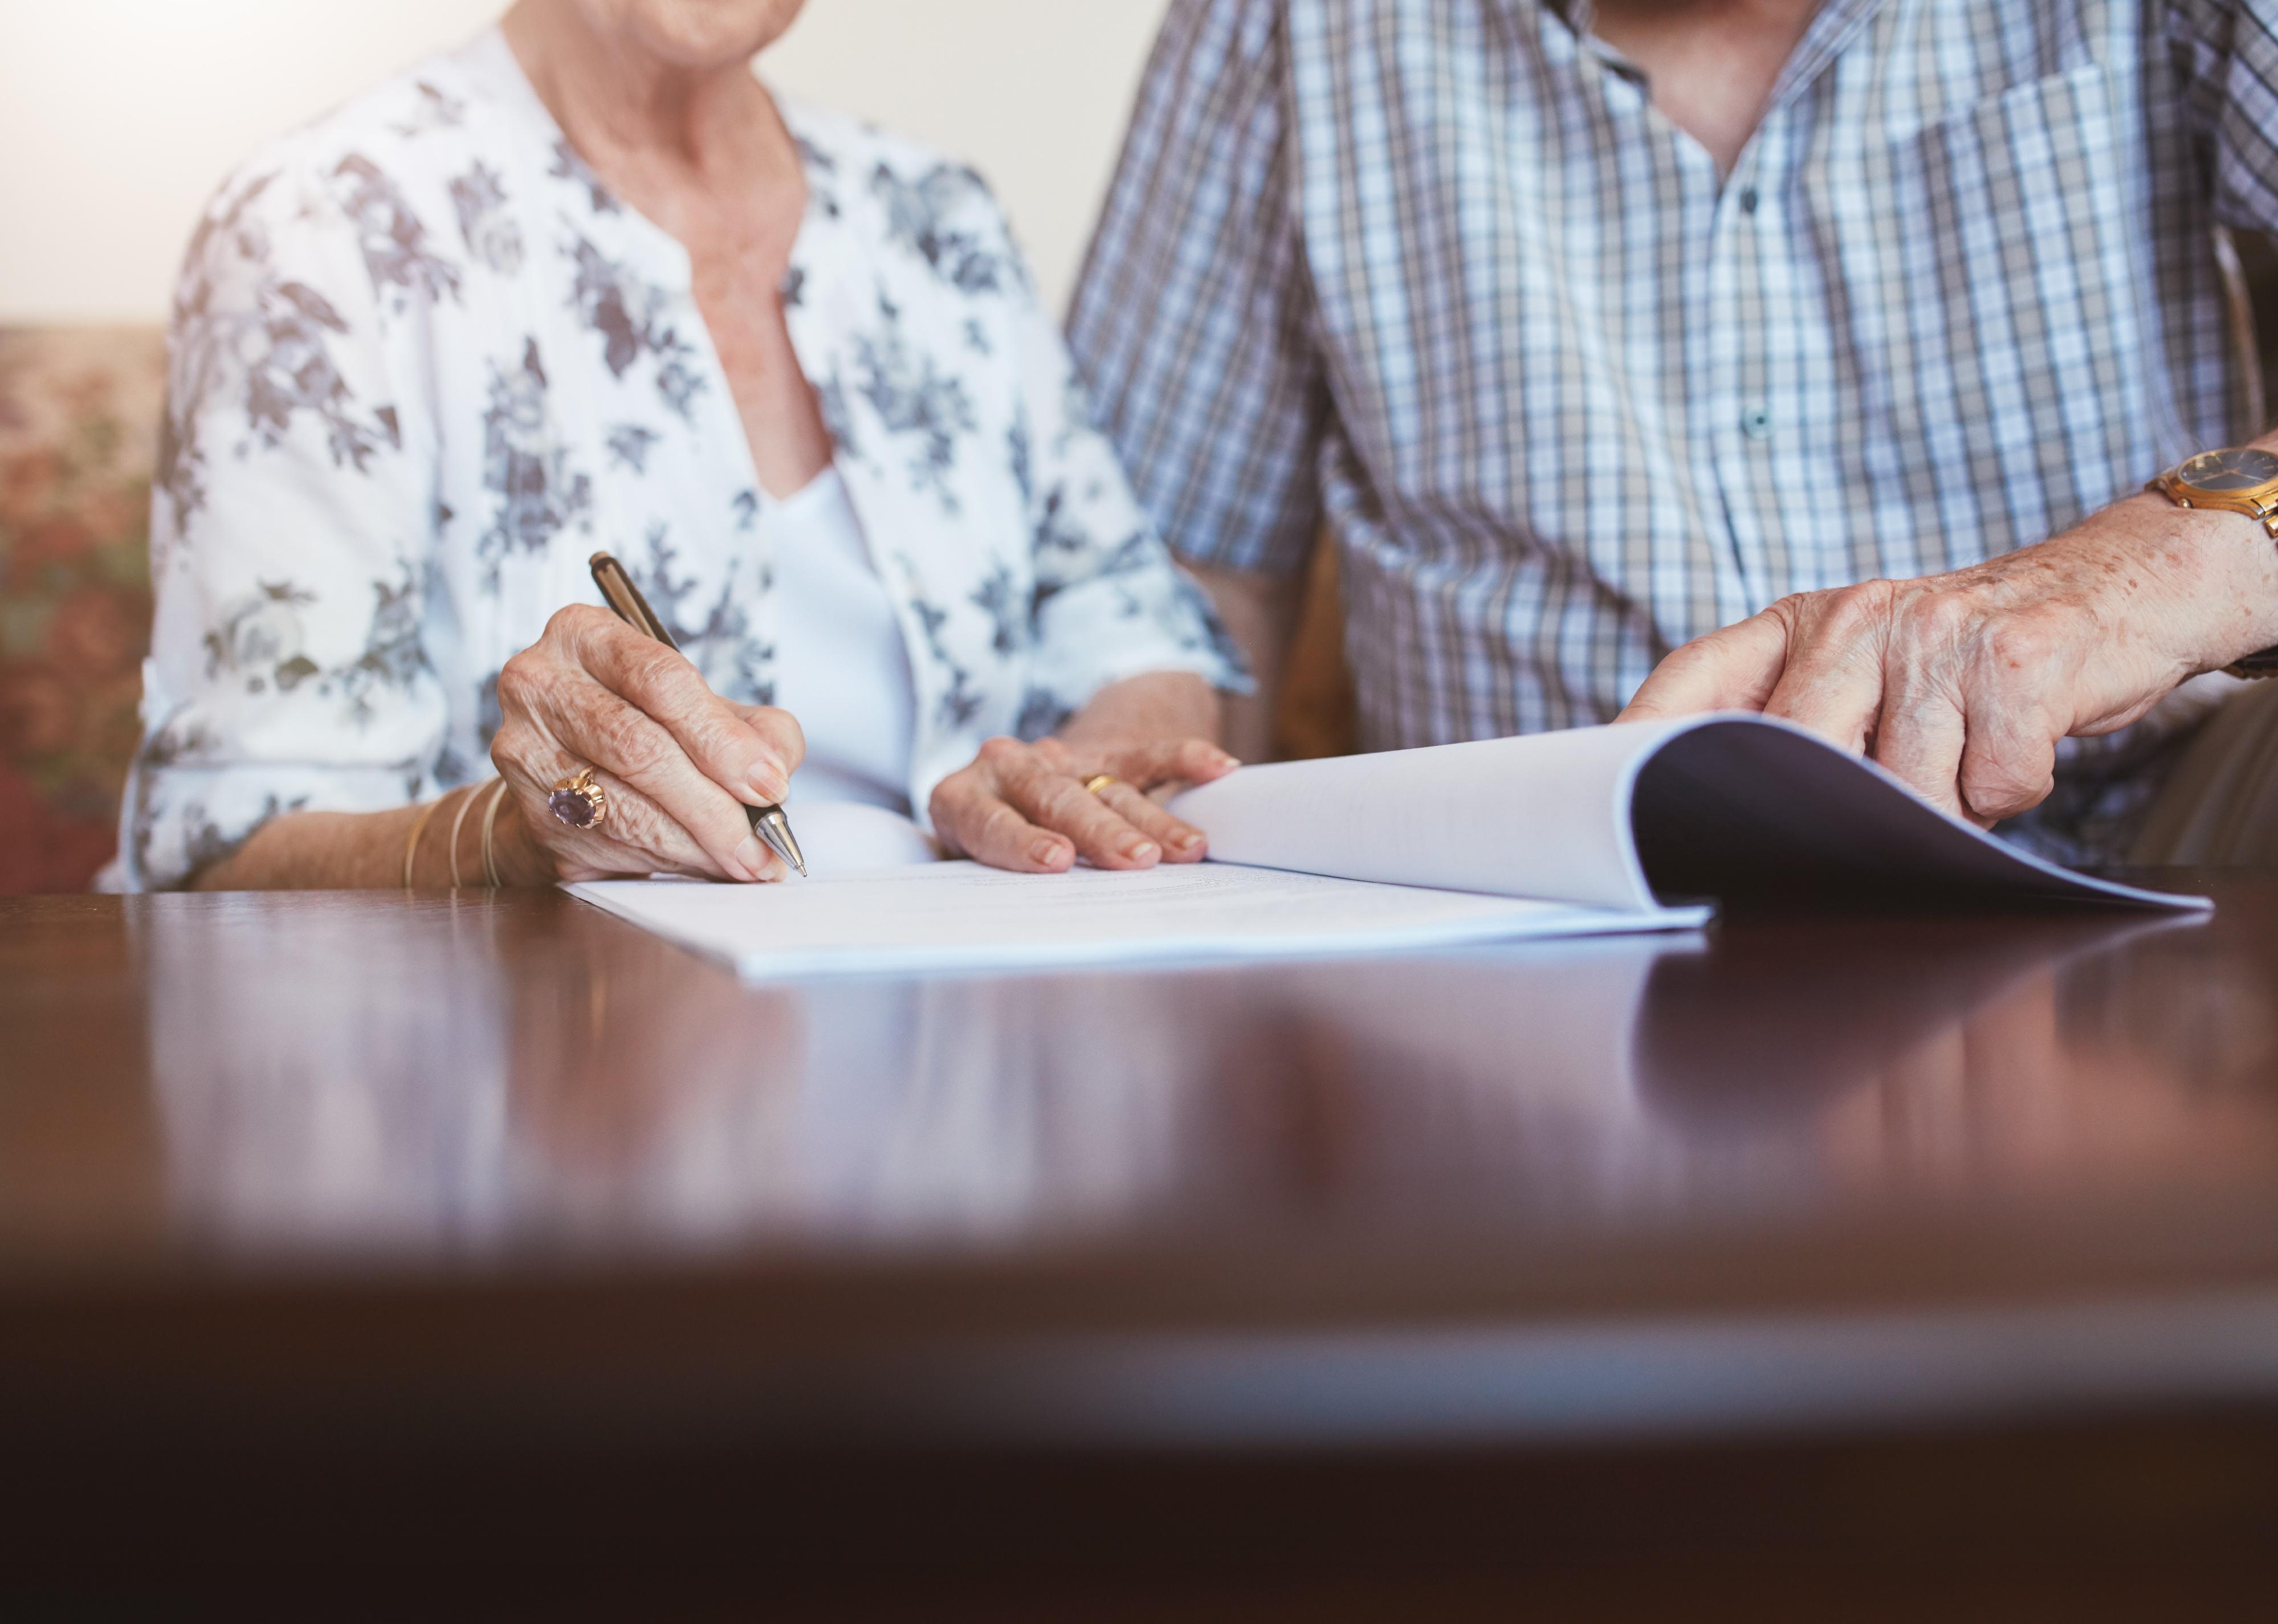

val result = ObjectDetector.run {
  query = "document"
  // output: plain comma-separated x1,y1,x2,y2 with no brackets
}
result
570,860,1705,982
569,714,2206,984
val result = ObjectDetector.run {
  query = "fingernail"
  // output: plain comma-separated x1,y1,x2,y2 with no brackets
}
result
735,835,769,880
1123,838,1158,863
748,758,785,802
1031,838,1064,866
1213,752,1242,770
1175,829,1204,851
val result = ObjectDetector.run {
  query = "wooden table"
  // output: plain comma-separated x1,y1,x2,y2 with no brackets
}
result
4,879,2277,1616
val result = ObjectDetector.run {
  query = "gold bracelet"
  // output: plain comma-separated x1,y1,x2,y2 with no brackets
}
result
402,796,448,891
443,784,483,889
479,778,512,888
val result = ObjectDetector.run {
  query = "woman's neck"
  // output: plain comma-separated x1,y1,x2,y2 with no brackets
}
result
501,0,797,212
498,0,832,501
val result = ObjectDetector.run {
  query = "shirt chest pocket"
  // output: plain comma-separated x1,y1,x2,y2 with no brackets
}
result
1865,59,2155,559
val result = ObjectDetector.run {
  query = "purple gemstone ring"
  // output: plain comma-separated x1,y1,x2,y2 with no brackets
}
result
547,767,609,831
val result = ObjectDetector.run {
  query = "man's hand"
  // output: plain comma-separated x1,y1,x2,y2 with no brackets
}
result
1618,494,2278,825
930,735,1240,872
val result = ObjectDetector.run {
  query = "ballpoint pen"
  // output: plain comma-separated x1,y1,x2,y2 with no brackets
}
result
587,551,808,879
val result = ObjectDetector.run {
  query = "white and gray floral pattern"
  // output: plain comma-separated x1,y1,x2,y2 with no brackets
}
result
124,28,1240,889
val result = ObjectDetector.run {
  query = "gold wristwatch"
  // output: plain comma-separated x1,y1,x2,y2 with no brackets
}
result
2145,447,2278,679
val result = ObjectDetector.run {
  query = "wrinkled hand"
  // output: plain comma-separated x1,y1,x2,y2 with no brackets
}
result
491,605,806,883
1619,496,2278,825
930,735,1240,872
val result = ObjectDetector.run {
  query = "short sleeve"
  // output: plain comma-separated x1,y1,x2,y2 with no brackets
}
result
2167,0,2278,231
1065,0,1328,580
123,157,446,889
1013,252,1252,733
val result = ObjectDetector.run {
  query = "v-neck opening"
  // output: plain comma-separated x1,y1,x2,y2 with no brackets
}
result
473,26,836,308
472,25,844,542
1552,0,1889,185
759,463,840,519
471,26,692,287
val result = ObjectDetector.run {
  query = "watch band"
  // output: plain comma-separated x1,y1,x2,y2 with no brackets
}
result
2143,474,2278,538
2145,464,2278,679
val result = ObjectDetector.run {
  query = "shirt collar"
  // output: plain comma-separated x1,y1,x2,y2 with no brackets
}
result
1539,0,1889,112
1767,0,1889,111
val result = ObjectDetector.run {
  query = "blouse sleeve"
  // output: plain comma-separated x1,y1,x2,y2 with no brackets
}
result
1008,240,1250,738
123,156,447,889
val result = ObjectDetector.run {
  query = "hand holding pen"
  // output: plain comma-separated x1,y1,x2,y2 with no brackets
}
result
481,553,809,886
586,552,806,876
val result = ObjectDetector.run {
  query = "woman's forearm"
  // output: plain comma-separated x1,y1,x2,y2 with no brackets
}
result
190,804,428,891
188,789,549,891
1056,671,1224,755
191,673,1220,890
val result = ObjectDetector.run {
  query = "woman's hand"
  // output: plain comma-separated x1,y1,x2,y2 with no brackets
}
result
490,606,806,884
929,735,1240,873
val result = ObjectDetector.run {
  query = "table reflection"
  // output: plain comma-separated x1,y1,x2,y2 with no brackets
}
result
133,893,2272,1266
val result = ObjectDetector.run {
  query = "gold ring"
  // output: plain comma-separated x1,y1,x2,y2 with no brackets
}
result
1082,773,1122,798
548,767,609,830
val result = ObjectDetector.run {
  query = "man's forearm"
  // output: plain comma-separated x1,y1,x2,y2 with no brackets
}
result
1187,562,1303,762
1620,438,2278,825
2175,425,2278,668
2096,488,2278,682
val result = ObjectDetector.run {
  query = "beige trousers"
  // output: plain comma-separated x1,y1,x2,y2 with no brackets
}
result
2129,678,2278,866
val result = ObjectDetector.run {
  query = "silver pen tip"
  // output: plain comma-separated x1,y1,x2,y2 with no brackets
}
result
753,806,808,880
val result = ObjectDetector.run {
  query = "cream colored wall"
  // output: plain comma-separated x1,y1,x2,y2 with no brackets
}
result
0,0,1171,324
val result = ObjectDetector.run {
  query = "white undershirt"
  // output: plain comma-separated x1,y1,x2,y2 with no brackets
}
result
765,467,918,817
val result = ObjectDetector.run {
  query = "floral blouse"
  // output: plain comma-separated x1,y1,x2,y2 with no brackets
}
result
121,27,1241,890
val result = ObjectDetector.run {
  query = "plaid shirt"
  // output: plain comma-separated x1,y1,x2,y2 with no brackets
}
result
1070,0,2278,858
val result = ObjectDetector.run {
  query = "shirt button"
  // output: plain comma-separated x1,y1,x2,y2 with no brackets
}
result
1741,403,1774,440
1738,185,1760,214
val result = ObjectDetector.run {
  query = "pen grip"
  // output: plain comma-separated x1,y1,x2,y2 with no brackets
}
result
588,552,679,651
589,552,806,877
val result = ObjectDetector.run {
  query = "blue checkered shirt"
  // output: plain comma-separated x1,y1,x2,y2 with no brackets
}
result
1070,0,2278,860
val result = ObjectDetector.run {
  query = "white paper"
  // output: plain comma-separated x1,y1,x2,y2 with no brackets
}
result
574,715,2203,985
779,801,942,875
1169,723,1673,910
569,862,1709,982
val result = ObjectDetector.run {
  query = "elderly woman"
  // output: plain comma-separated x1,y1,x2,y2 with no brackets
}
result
123,0,1243,891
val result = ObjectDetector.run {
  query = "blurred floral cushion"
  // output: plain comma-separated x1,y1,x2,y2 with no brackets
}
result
0,327,164,895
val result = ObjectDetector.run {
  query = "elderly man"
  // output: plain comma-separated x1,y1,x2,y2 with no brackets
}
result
1071,0,2278,863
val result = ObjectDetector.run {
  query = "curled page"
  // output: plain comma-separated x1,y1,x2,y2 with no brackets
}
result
1171,723,1674,910
1168,715,2211,913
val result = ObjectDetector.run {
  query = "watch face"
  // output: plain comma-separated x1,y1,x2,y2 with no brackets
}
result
2177,447,2278,492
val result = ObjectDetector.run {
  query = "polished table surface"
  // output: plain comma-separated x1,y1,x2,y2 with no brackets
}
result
5,878,2278,1607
